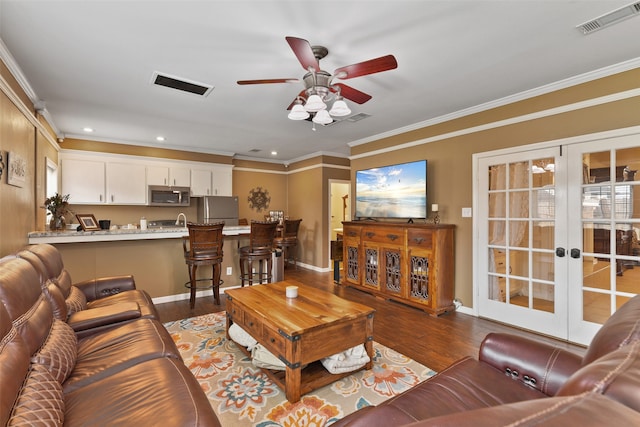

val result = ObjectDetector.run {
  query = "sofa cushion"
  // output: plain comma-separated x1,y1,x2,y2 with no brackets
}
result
331,356,547,427
63,318,182,393
7,363,64,427
0,304,31,427
557,338,640,412
64,357,221,427
44,282,68,321
86,289,159,320
31,319,77,384
66,287,87,315
0,258,54,355
405,392,640,427
582,295,640,365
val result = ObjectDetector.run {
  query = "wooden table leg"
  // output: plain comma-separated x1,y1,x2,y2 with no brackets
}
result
284,365,302,403
365,313,374,369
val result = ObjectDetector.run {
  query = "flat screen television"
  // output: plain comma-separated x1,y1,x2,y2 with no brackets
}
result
355,160,427,219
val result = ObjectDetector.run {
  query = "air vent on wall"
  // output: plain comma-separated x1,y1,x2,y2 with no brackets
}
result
577,2,640,34
151,71,214,96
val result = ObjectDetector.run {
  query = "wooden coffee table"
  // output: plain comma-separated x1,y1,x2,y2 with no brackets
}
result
225,280,375,402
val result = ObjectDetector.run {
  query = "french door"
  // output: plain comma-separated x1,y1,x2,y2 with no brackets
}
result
476,131,640,344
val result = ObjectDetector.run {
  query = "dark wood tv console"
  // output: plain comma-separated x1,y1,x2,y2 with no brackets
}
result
341,221,455,316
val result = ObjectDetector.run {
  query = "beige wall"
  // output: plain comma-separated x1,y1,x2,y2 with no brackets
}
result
350,68,640,308
3,54,640,306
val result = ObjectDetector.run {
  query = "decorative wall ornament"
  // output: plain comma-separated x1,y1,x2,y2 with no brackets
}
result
7,152,26,187
0,151,5,180
248,186,270,212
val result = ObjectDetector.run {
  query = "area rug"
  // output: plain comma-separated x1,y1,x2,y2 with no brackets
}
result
164,312,435,427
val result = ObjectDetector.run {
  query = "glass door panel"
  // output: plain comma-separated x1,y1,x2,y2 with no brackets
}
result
479,148,565,337
568,138,640,344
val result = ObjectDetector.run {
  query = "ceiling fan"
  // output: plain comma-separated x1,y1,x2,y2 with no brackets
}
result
237,36,398,124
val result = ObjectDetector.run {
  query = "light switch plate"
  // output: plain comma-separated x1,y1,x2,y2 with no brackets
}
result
226,267,232,275
462,207,472,217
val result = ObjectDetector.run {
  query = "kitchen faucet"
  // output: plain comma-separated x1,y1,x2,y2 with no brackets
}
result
176,212,187,228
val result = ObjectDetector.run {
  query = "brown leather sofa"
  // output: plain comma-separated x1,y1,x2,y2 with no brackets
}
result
0,245,220,426
17,243,159,338
333,294,640,426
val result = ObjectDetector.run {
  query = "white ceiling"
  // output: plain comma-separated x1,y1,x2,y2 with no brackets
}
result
1,1,639,163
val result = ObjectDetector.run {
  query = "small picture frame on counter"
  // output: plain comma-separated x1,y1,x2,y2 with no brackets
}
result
76,214,100,231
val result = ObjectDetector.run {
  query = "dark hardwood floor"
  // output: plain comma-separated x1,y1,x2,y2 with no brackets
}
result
156,267,586,372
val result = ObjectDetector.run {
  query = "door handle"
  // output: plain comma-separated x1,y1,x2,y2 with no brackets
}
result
570,248,581,259
555,247,566,257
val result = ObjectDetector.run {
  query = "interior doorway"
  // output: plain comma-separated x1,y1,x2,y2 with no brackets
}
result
328,180,351,268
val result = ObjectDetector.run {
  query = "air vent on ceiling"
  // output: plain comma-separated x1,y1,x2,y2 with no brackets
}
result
321,112,371,127
577,2,640,34
248,149,261,153
346,113,371,122
151,71,214,96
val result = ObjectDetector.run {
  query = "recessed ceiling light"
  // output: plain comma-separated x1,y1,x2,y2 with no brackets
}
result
83,127,94,133
271,151,277,156
156,136,165,142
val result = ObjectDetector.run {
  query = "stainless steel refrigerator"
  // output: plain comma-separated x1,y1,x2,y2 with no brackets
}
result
196,196,239,225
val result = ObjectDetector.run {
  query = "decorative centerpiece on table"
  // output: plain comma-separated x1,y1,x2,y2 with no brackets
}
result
43,193,72,231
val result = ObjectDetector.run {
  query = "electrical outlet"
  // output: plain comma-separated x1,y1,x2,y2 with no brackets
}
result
226,267,232,275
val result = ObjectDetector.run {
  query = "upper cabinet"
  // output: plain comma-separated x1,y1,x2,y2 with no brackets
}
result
61,158,106,204
60,150,233,205
147,165,190,187
212,165,232,196
191,169,212,196
106,163,147,204
191,165,233,196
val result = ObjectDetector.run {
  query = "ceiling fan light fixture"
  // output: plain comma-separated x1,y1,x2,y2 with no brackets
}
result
312,109,332,125
304,94,326,112
288,103,310,120
329,99,351,116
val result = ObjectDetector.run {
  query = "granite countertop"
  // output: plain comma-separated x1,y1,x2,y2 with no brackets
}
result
28,225,251,244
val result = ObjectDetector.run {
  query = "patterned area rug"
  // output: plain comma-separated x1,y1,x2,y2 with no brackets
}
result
164,312,435,427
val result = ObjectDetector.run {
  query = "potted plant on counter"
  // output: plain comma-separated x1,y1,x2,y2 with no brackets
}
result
43,193,72,231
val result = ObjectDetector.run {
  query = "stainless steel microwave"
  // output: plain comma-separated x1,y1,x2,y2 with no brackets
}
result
148,186,191,206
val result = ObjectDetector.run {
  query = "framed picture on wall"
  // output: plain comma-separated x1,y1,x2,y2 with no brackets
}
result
76,214,100,231
7,152,26,187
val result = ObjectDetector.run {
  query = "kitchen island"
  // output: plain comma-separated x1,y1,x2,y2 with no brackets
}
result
27,225,252,302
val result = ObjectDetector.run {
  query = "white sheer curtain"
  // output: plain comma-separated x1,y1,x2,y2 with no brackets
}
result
489,162,529,300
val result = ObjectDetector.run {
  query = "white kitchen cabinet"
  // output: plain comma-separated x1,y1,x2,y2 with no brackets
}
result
211,165,232,196
191,166,233,196
61,158,106,204
191,169,212,196
147,165,190,187
106,163,147,204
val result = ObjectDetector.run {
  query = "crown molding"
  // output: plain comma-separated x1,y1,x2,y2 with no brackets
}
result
348,57,640,149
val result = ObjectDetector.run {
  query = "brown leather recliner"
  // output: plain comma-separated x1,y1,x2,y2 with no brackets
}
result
332,294,640,426
18,244,158,337
0,253,221,426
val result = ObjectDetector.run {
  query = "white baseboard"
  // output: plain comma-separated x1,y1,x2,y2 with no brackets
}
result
151,285,243,305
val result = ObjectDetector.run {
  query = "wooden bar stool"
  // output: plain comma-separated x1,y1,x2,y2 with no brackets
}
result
182,222,224,308
274,218,302,269
239,221,279,286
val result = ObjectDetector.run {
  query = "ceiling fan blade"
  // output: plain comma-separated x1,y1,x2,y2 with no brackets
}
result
333,55,398,79
286,90,307,110
237,78,299,85
333,83,372,104
286,36,320,72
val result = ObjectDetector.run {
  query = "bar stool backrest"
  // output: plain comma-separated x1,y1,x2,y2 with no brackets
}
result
250,221,279,250
283,219,302,239
184,222,224,261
